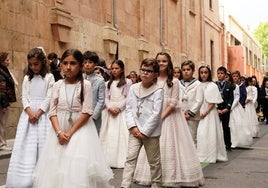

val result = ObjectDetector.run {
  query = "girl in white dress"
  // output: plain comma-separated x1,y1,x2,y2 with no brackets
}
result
134,52,204,187
196,65,228,163
229,71,252,148
33,49,113,188
245,77,260,137
6,47,55,187
99,60,132,168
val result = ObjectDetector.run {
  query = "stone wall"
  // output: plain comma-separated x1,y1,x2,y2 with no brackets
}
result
0,0,222,138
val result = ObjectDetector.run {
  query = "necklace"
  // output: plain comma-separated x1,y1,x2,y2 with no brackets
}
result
65,80,78,123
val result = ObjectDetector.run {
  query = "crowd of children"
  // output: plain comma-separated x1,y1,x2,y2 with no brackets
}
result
2,47,267,188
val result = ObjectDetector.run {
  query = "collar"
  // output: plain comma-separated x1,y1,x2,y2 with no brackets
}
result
133,82,162,99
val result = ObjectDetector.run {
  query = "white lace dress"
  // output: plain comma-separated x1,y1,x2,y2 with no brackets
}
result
33,80,114,188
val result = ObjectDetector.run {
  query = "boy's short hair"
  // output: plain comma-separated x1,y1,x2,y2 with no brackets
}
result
140,58,159,74
83,51,99,64
217,66,227,74
181,60,195,70
231,70,241,77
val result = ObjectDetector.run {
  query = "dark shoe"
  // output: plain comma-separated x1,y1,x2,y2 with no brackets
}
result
226,147,232,152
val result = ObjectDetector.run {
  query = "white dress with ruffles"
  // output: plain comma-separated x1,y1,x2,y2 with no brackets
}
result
33,79,114,188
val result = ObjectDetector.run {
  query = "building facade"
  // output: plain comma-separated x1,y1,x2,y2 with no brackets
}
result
0,0,222,138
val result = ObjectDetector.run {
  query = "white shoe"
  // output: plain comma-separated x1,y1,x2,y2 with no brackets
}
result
0,146,12,151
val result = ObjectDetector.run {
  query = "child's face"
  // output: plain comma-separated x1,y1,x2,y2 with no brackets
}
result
182,65,194,81
83,60,95,74
199,67,209,82
225,74,230,81
232,73,240,84
28,57,42,75
173,68,181,79
94,69,103,76
111,63,123,79
129,74,138,84
156,54,168,73
140,65,157,85
61,55,81,80
217,70,226,81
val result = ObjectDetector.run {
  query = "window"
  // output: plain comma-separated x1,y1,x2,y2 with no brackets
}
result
209,0,213,9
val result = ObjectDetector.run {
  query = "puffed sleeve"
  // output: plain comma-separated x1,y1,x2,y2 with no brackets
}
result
48,80,62,118
21,75,30,110
205,82,223,104
81,80,94,115
167,79,179,108
118,79,132,111
40,73,55,112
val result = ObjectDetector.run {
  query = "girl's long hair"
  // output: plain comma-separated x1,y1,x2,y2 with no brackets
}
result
26,47,49,80
156,52,173,88
107,59,126,89
61,49,84,103
198,65,212,82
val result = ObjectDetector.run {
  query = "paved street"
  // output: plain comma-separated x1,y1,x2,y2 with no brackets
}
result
1,122,268,188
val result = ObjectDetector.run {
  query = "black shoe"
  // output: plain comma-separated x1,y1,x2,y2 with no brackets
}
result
226,147,232,152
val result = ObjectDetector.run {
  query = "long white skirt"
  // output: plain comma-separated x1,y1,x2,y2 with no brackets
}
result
245,102,260,137
230,104,253,147
99,109,129,168
6,99,51,188
33,111,114,188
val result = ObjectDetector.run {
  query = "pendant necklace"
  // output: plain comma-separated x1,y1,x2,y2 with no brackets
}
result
65,80,78,123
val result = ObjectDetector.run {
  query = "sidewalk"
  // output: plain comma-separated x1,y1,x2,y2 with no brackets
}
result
203,123,268,188
0,139,14,160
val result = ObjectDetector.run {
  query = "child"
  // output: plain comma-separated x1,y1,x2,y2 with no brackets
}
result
47,52,63,81
173,66,182,80
229,70,252,148
216,66,234,151
127,70,140,84
245,77,260,137
33,49,113,188
121,58,163,188
83,51,105,134
197,64,228,163
6,47,55,187
179,60,202,144
99,59,132,168
134,52,204,187
94,65,105,77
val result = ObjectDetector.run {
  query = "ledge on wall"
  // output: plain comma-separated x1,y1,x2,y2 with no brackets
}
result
103,26,119,55
50,6,73,43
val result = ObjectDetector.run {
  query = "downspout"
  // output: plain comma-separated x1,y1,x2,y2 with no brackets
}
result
160,0,165,51
184,0,188,57
113,0,118,32
202,0,206,61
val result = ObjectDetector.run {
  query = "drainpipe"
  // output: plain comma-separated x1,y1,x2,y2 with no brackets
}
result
202,0,206,61
160,0,165,51
113,0,118,32
184,0,188,57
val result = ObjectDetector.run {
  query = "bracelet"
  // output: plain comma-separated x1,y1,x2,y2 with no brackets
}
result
56,130,62,137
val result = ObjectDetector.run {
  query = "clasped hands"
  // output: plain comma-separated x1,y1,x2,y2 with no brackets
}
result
108,107,121,117
58,131,72,145
130,127,147,139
